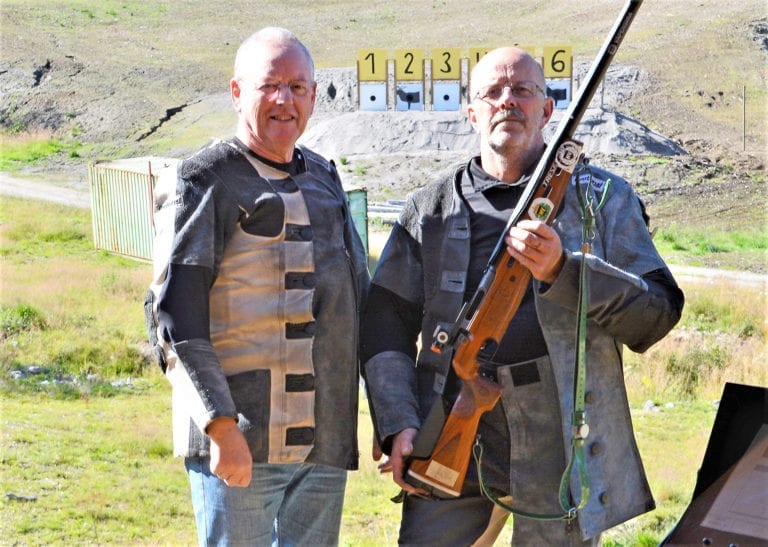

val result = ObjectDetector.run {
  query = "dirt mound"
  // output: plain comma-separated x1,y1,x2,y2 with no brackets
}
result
301,107,687,160
305,65,685,159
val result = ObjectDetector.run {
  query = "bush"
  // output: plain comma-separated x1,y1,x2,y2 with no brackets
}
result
1,304,47,337
664,344,729,399
52,343,149,378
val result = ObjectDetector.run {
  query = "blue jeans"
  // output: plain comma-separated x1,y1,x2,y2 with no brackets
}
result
185,458,347,547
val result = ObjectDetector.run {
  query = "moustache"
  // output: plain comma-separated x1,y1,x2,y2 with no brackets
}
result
492,110,525,127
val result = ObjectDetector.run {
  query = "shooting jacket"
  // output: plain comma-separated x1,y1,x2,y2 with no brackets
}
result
363,159,683,539
147,139,369,470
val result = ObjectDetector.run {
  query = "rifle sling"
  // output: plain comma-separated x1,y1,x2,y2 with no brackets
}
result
474,166,610,521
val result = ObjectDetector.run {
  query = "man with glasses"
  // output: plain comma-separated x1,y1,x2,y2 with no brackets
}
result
147,27,369,545
361,47,683,545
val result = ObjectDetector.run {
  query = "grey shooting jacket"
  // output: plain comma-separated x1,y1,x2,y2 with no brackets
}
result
150,140,369,470
363,160,682,539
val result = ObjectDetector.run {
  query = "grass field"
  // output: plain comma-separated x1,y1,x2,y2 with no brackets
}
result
0,382,723,546
1,196,765,545
1,1,766,543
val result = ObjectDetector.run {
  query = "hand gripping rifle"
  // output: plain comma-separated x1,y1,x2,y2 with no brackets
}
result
405,0,644,499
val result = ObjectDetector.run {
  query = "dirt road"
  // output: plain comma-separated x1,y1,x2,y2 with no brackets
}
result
0,172,91,209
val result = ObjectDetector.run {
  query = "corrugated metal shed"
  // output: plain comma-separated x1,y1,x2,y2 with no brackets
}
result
88,157,368,261
88,157,172,261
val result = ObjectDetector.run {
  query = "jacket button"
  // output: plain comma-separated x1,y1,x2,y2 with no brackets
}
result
589,442,602,456
599,492,609,505
585,391,596,404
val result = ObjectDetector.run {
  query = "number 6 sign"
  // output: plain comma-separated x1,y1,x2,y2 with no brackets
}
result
543,46,572,78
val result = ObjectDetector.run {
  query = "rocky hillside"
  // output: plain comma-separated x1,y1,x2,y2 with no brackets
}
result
1,1,766,244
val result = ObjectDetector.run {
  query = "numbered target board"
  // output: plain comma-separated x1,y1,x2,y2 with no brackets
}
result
357,48,387,81
394,48,425,111
357,49,387,111
431,47,461,80
431,48,461,110
356,45,572,110
543,46,572,109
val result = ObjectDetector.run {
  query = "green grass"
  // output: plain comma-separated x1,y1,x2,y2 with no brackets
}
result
652,223,768,272
655,224,768,257
0,197,765,544
0,380,720,545
0,198,152,391
1,377,194,545
0,131,83,171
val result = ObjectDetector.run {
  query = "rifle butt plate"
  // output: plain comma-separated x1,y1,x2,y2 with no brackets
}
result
406,466,461,499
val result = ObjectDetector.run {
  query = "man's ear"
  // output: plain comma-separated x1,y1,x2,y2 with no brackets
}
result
230,78,242,112
466,103,478,130
539,97,555,129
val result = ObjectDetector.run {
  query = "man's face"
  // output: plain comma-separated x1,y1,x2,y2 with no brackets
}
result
231,44,316,162
467,50,553,157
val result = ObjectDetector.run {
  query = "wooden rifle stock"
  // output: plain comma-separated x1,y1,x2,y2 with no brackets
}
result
406,150,579,497
405,0,644,499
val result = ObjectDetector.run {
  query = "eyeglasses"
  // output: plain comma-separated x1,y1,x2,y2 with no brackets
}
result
474,81,545,103
244,80,312,98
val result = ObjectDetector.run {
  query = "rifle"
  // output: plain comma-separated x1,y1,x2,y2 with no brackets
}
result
405,0,644,499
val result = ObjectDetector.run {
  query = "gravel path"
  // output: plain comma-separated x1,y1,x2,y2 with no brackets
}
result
0,172,91,209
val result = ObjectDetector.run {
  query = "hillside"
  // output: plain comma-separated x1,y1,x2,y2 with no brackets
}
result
1,0,766,248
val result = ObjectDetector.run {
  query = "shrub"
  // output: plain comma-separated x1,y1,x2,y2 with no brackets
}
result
664,344,729,399
1,304,47,337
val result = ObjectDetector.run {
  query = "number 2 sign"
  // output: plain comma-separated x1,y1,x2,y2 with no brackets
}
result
394,48,425,81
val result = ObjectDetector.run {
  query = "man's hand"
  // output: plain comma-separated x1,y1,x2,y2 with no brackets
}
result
505,219,564,285
372,434,383,462
378,428,429,496
206,417,253,487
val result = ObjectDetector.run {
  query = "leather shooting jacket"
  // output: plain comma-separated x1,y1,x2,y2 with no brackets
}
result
148,139,370,470
363,158,683,539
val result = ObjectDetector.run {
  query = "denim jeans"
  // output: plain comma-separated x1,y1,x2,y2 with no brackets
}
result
185,458,347,547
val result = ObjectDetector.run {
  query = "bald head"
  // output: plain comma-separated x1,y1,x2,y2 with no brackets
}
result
234,27,315,81
465,46,553,182
469,47,546,100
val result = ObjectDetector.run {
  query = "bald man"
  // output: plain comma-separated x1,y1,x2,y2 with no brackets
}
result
149,27,369,545
361,47,683,545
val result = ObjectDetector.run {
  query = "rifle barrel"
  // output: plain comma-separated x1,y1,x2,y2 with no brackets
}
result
487,0,644,266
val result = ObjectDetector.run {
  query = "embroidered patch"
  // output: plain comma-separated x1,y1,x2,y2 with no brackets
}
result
529,197,556,221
